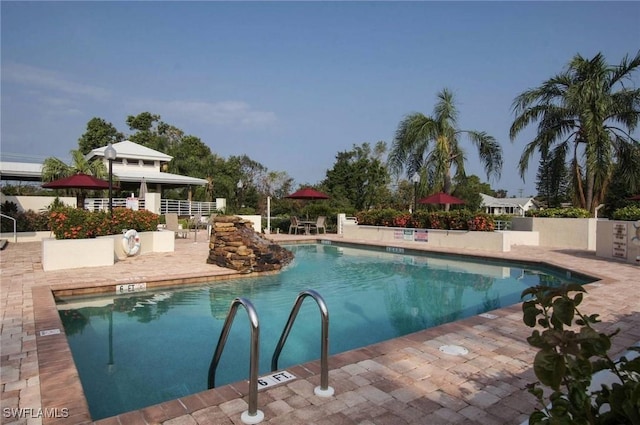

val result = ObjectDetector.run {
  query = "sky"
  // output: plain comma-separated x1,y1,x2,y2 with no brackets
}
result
2,1,639,197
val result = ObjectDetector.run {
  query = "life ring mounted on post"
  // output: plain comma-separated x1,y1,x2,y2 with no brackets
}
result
122,229,141,256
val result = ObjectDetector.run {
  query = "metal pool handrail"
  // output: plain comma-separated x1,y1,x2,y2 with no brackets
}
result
208,297,264,423
271,289,334,397
0,213,17,243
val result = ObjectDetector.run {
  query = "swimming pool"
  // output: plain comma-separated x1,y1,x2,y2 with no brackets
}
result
56,243,594,419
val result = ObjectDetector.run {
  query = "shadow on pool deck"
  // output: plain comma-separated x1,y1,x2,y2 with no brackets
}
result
1,231,639,425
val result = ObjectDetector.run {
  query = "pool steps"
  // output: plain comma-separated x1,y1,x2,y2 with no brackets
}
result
208,290,333,424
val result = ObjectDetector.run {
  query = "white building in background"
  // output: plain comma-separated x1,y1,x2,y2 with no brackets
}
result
0,140,225,214
480,193,538,216
0,140,208,190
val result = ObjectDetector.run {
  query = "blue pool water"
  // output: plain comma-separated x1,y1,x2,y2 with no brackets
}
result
56,243,593,419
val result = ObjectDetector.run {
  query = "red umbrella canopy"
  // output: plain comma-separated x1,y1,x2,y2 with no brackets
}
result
418,192,465,205
285,187,330,200
42,173,117,190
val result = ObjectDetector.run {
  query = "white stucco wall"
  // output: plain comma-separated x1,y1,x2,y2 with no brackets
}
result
342,225,513,252
1,194,76,212
511,217,597,250
596,220,640,266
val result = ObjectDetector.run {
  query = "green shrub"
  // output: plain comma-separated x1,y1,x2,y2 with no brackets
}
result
522,284,640,425
612,205,640,221
527,207,591,218
0,207,50,233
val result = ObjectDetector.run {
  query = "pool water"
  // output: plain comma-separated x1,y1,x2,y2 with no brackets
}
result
56,243,593,419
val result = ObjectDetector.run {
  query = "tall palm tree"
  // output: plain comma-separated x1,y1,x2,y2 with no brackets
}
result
41,149,109,208
510,51,640,214
389,88,503,210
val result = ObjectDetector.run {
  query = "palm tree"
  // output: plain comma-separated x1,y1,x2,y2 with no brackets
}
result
510,51,640,214
389,88,503,210
41,149,109,208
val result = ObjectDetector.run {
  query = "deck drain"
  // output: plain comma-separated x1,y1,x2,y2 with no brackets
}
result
439,345,468,356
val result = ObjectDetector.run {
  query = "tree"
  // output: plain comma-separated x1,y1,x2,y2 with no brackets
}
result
256,170,294,216
323,141,390,211
452,174,493,212
126,112,176,152
535,150,569,208
510,51,640,214
494,189,508,198
41,150,108,208
77,117,124,154
389,88,503,210
602,143,640,217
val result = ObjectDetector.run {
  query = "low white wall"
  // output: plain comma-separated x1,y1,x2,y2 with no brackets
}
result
110,230,175,260
1,194,76,212
42,231,175,271
596,220,640,266
511,217,597,250
42,237,115,271
0,230,51,243
238,215,261,233
342,225,512,252
501,231,539,247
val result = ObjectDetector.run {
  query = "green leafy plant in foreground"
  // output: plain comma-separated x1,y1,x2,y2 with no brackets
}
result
521,284,640,425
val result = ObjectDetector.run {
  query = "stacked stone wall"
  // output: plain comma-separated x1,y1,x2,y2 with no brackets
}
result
207,215,293,273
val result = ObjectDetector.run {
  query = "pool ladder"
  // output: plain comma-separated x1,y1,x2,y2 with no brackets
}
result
207,290,333,424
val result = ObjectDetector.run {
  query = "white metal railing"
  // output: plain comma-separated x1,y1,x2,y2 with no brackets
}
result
159,199,218,216
85,198,145,211
85,198,219,216
494,220,512,230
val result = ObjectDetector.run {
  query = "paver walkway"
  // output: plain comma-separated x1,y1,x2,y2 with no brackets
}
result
1,231,639,425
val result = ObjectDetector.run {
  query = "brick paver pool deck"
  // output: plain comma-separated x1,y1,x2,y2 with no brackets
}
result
1,231,639,425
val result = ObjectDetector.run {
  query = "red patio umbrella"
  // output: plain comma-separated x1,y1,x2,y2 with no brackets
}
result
418,192,465,205
285,187,330,200
285,187,329,219
42,173,118,208
42,173,115,190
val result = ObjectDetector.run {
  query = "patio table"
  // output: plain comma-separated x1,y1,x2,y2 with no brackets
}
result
299,220,316,234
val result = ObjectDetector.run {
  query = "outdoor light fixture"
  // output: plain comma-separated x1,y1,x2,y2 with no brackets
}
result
104,143,117,217
411,171,420,213
237,179,244,209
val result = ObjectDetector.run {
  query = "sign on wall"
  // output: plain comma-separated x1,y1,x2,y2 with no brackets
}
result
612,223,627,259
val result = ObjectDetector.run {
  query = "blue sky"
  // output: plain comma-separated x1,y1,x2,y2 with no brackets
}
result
2,1,639,197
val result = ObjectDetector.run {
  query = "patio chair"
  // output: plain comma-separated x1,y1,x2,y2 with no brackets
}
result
309,216,327,234
188,213,207,235
289,216,305,234
164,213,186,239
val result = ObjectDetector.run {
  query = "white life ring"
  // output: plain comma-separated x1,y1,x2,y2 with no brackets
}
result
122,229,141,256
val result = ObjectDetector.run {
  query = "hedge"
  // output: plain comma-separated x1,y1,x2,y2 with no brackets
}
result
355,209,495,231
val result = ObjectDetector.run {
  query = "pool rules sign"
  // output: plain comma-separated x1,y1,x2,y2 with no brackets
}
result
612,223,627,259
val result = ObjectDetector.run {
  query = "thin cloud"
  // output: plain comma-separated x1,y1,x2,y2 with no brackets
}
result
2,62,111,101
128,99,277,127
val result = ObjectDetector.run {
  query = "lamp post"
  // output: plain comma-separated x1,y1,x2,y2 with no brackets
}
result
104,143,117,217
236,179,244,210
411,172,420,213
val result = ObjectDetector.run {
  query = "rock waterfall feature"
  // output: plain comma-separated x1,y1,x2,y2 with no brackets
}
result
207,216,294,273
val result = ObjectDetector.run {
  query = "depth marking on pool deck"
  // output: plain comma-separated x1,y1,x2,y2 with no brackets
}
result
39,329,61,337
257,371,296,390
115,283,147,294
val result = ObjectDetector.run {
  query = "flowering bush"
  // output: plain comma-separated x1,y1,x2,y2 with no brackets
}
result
49,207,160,240
356,209,495,231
